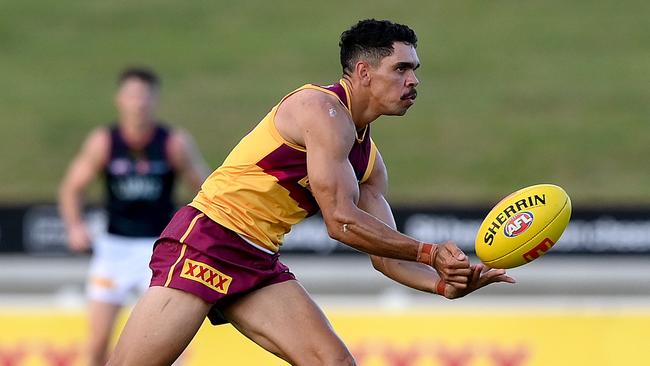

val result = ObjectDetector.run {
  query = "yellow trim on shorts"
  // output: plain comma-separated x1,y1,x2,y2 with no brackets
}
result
164,244,187,287
163,212,204,287
180,213,205,243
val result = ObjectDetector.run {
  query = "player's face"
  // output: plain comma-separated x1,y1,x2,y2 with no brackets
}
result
115,78,158,121
369,42,420,116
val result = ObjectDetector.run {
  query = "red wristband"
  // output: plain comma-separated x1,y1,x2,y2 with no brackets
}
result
416,242,436,266
435,279,446,296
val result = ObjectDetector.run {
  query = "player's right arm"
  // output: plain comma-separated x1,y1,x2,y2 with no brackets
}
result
276,91,470,283
58,128,109,252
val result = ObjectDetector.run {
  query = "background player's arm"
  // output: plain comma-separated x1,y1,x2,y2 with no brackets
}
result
167,129,210,192
295,93,470,288
58,128,109,252
359,151,516,298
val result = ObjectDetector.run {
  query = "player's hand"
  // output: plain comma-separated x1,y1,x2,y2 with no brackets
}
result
67,223,91,252
440,263,516,299
431,241,471,289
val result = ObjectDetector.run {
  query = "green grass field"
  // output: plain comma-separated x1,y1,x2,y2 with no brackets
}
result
2,0,649,205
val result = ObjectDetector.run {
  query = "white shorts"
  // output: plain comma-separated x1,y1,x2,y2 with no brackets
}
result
87,233,156,305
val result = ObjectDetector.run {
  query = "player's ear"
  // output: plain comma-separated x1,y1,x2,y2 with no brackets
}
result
354,61,372,87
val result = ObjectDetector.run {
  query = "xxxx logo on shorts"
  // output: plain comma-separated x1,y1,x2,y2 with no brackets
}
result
180,258,233,294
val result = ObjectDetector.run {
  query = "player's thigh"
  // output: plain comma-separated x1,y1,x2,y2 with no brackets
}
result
222,280,355,366
108,286,211,366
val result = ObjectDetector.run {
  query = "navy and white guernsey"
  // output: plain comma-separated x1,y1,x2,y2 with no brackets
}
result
104,124,176,237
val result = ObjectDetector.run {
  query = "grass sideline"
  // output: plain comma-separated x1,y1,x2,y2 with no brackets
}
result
1,1,649,205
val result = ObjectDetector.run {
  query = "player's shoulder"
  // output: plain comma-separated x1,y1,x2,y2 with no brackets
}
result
284,87,347,115
74,126,111,165
147,122,187,145
84,126,111,148
167,126,192,144
166,127,198,156
276,88,352,131
274,83,356,148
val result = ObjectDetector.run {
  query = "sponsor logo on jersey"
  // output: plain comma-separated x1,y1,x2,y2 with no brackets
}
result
111,176,162,200
135,160,150,175
109,159,130,175
180,259,233,294
504,211,534,237
109,159,170,176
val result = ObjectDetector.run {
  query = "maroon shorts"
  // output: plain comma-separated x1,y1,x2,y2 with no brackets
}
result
149,206,295,325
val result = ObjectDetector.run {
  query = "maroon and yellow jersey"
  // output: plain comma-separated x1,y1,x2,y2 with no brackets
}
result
190,80,378,252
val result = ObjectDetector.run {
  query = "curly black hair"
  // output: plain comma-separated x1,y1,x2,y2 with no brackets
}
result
339,19,417,75
117,66,160,88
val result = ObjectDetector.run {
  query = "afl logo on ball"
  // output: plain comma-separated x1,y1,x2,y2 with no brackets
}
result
504,211,534,237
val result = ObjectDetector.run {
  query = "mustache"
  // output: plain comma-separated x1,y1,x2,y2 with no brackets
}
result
401,89,417,100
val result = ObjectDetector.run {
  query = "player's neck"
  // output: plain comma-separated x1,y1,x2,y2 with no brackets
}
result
340,77,380,129
119,116,156,146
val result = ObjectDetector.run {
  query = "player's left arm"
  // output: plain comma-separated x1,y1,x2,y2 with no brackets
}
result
359,149,516,299
167,129,210,191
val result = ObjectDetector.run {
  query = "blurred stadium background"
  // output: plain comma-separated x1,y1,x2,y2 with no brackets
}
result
1,1,649,365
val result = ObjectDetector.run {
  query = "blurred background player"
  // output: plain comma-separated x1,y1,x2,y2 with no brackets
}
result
58,67,209,366
108,20,514,366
